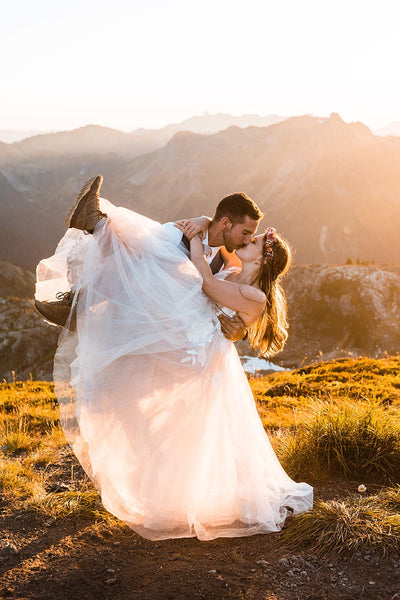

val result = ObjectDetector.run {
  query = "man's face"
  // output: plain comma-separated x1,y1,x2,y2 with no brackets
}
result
222,216,260,252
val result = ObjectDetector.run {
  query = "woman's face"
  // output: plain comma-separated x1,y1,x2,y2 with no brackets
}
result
235,233,265,264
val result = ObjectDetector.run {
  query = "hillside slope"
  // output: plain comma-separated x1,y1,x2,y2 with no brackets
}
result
1,113,400,267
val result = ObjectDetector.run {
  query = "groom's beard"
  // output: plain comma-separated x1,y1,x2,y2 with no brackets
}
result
222,229,245,253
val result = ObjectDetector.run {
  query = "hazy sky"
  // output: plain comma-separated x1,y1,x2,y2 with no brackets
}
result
1,0,400,132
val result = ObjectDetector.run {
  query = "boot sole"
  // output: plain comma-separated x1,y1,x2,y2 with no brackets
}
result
34,300,76,332
34,300,64,327
65,174,103,229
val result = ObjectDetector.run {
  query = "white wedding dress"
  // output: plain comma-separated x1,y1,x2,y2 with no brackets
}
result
35,197,313,541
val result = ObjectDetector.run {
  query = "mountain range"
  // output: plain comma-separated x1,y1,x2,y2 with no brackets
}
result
1,112,400,268
3,113,400,144
0,112,287,151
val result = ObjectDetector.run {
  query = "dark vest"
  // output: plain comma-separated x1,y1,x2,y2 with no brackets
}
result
182,235,223,275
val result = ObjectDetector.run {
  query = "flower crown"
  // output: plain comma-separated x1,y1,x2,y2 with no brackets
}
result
263,227,277,263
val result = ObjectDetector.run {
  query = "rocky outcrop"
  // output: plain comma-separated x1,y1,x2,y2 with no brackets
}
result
0,260,35,297
0,262,59,381
238,264,400,367
0,297,59,381
280,264,400,365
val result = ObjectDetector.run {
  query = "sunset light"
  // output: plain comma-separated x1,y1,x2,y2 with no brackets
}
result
2,0,400,131
1,3,400,597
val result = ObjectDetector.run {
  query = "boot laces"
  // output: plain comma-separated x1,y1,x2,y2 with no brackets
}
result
55,290,76,303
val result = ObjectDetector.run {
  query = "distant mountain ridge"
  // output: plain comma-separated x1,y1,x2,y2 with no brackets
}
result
130,112,287,137
0,112,287,157
2,112,399,144
1,112,400,267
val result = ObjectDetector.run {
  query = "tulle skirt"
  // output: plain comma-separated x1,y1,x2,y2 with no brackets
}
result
35,197,313,541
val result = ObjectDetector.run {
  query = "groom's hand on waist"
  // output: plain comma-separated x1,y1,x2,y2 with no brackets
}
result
218,314,247,342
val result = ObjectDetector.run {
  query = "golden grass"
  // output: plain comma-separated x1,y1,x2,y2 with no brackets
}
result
0,380,119,525
251,356,400,430
378,484,400,512
0,457,46,498
0,357,399,552
251,356,400,484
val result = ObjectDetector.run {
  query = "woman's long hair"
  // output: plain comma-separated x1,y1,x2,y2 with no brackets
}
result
247,230,292,358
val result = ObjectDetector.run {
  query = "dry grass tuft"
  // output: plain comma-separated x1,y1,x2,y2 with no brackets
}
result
378,484,400,512
27,485,104,519
284,488,400,558
279,402,400,484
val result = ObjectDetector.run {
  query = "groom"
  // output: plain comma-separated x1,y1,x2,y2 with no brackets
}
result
35,175,263,341
164,192,263,339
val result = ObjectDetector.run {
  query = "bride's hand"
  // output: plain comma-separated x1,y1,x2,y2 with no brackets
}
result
174,216,211,241
177,223,205,255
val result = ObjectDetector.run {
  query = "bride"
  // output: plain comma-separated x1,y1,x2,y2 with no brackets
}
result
35,175,313,541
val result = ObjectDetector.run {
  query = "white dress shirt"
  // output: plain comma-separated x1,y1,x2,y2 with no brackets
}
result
161,222,222,266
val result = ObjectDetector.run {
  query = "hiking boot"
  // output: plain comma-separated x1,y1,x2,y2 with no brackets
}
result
34,290,78,331
65,174,107,232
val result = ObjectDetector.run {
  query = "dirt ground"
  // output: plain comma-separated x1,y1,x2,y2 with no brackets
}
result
1,482,399,600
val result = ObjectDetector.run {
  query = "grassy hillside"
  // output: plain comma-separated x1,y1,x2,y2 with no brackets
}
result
0,357,399,560
251,356,400,428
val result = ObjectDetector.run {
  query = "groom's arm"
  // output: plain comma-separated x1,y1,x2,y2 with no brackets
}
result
161,217,211,255
218,313,247,342
161,222,190,255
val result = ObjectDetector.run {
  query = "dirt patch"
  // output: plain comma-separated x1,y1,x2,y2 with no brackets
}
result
1,483,399,600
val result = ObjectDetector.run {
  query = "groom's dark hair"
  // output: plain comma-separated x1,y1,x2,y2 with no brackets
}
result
214,192,263,224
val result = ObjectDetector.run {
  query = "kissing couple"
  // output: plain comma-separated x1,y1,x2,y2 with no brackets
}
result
35,175,313,541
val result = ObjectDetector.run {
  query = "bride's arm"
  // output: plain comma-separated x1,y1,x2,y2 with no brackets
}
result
190,236,265,324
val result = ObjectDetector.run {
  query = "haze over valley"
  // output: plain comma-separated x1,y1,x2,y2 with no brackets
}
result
1,112,400,269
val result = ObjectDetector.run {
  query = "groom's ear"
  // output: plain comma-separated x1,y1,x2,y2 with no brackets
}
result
220,216,232,230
